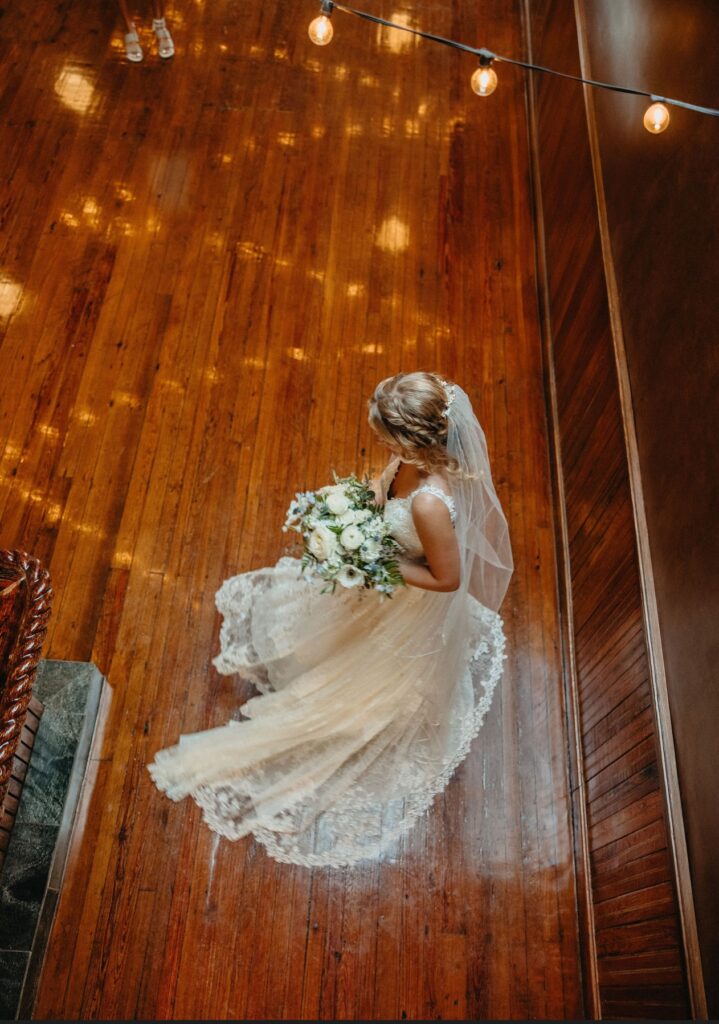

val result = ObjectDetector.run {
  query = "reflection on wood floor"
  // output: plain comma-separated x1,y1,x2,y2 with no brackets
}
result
1,0,584,1017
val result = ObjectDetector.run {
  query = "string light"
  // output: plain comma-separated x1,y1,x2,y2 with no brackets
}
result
309,1,719,133
308,0,334,45
470,52,497,97
643,100,671,134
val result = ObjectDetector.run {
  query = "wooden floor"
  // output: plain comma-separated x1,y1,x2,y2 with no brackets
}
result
1,0,585,1017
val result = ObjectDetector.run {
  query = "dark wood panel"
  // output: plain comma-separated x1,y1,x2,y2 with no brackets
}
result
584,711,654,790
582,690,653,763
580,2,719,1013
596,916,682,958
590,818,668,875
601,989,690,1021
589,791,666,855
587,761,659,828
594,883,677,930
592,848,674,905
598,946,685,986
586,734,657,803
580,641,646,732
525,0,693,1016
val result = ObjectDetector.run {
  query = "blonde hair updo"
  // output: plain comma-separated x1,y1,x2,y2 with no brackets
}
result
368,371,463,476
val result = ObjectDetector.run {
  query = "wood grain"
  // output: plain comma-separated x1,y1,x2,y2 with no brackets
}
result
577,2,717,1015
525,0,694,1017
1,0,583,1017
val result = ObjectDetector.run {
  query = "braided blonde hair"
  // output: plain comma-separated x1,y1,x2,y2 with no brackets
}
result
367,371,462,476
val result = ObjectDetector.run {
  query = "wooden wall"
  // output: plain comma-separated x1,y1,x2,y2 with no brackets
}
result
524,0,699,1016
578,2,719,1017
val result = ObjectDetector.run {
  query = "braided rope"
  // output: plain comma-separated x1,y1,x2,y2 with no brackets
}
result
0,550,53,801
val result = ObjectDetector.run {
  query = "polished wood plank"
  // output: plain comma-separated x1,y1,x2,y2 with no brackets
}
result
1,0,583,1017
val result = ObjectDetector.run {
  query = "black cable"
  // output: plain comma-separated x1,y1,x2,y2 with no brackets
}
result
330,1,719,118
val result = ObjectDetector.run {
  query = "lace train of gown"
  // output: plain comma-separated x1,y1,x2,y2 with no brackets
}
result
148,461,509,868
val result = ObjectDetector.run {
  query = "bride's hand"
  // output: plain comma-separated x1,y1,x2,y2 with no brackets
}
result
369,476,385,506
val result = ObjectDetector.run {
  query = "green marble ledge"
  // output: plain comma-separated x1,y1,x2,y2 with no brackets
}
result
0,660,104,1020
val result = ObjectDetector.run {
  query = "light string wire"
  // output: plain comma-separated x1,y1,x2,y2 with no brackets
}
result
329,1,719,118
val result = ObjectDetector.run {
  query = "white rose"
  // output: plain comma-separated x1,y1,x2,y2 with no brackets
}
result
326,490,351,515
354,508,372,523
359,539,381,563
340,525,364,551
337,564,366,588
308,524,339,561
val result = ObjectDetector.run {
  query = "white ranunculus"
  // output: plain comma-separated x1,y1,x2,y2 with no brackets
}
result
337,564,366,588
308,524,339,561
336,509,359,526
359,539,381,563
340,524,364,551
326,490,351,515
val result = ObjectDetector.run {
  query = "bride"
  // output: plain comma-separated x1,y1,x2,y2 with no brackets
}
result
148,371,513,868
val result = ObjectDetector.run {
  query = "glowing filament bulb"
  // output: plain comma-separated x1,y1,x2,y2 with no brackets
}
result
308,14,333,45
471,64,498,97
643,101,670,134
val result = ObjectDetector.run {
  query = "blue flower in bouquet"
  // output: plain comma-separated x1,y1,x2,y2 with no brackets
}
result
283,471,406,596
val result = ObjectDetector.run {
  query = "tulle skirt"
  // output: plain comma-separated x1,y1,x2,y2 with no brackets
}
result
148,556,508,868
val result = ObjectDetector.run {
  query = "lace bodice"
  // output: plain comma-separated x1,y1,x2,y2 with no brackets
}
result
384,485,457,559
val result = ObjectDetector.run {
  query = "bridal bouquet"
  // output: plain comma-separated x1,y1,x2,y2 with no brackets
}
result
283,473,406,596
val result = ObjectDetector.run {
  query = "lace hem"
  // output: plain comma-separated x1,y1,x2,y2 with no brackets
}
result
149,601,509,869
148,547,510,869
210,556,305,691
244,605,507,868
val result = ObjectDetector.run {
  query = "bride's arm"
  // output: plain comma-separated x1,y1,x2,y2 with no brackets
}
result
398,493,461,593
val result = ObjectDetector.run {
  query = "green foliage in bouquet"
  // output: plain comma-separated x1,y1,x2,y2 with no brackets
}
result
283,472,406,596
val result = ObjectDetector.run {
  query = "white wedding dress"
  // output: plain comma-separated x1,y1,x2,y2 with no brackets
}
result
148,456,509,868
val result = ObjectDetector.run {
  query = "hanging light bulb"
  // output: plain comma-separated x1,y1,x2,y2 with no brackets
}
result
643,97,670,134
470,51,497,97
471,65,497,96
308,14,333,45
309,0,334,45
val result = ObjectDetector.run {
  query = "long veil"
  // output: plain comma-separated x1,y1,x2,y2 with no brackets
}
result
385,382,514,663
446,383,513,615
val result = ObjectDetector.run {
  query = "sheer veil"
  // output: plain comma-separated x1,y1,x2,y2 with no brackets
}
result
446,383,513,614
386,380,513,662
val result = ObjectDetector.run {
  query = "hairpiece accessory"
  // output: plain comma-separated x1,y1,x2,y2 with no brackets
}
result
439,378,456,417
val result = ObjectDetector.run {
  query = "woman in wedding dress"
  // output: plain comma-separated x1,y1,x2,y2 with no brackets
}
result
148,371,513,868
